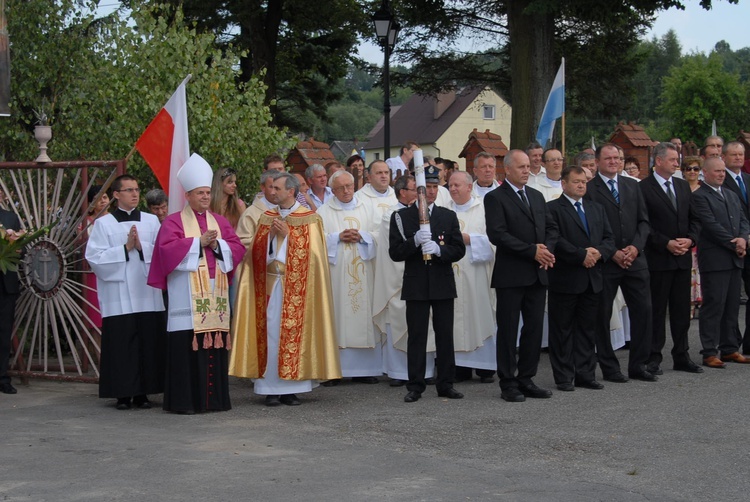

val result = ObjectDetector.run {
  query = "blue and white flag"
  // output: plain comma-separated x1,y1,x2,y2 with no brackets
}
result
536,58,565,148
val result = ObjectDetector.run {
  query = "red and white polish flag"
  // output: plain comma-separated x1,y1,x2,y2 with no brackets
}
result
135,75,191,214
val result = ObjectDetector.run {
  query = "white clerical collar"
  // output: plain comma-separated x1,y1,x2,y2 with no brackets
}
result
261,196,276,209
279,201,300,217
367,184,390,197
546,177,562,188
118,206,136,215
453,199,473,212
338,197,358,210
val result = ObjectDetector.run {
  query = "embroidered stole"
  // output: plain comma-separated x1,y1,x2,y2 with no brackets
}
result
180,205,230,351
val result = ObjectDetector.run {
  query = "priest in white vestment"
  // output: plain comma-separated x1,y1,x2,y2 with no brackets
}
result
355,160,398,226
148,154,245,414
317,171,381,383
86,174,166,411
373,175,436,384
448,172,498,377
471,152,501,199
236,170,280,250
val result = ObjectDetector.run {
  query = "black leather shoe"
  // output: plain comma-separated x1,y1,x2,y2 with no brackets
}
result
389,379,406,387
479,376,495,384
264,395,281,407
424,377,436,385
673,360,704,373
556,382,575,392
280,394,301,406
518,383,552,398
404,391,421,403
645,362,663,375
437,388,464,399
629,370,658,382
603,372,629,383
352,376,379,384
133,395,152,409
0,383,17,394
320,379,341,387
500,388,526,402
115,398,131,410
575,380,604,390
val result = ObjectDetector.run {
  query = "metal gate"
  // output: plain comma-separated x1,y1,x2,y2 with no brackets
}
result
1,160,126,382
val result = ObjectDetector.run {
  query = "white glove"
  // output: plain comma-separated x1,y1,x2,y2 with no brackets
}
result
414,229,432,246
422,240,440,256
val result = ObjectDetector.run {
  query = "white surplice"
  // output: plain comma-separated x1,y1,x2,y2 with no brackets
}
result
449,198,497,370
85,211,164,317
316,196,381,377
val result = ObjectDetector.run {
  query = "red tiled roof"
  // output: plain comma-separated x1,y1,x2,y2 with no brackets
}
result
609,121,658,148
459,129,508,158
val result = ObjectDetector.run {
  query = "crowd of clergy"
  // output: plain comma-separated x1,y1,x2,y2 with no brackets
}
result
13,132,744,411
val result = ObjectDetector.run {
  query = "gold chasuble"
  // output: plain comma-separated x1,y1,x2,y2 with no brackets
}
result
180,205,230,351
230,207,341,381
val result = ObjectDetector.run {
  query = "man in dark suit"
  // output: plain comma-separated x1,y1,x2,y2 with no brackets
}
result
389,165,466,403
640,142,703,374
721,141,750,355
691,156,750,368
585,143,655,382
0,206,22,394
484,149,558,402
547,167,616,391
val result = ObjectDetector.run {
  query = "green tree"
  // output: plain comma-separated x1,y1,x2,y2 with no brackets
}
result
658,52,747,143
1,0,292,198
627,30,683,122
136,0,369,134
392,0,735,149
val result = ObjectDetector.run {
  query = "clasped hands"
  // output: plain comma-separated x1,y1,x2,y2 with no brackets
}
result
125,225,142,252
339,228,362,244
731,237,747,258
199,229,219,250
666,238,692,256
535,244,555,270
268,218,289,241
612,245,638,269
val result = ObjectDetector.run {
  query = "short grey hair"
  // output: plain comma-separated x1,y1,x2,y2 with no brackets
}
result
277,172,300,197
576,153,595,166
503,149,526,169
454,170,473,185
260,169,282,185
145,189,167,206
329,170,353,187
305,163,325,180
475,151,496,166
653,141,678,161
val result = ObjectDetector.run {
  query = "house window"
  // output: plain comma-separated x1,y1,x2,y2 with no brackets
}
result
483,105,495,120
374,152,380,160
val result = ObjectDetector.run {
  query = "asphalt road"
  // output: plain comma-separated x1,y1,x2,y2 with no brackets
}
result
2,315,748,501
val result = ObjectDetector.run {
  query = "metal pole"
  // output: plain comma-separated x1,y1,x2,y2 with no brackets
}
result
383,40,391,161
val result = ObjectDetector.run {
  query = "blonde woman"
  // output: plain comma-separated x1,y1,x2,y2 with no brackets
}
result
210,167,246,230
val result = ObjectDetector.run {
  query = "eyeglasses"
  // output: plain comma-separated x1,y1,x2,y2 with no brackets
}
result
115,188,141,194
683,166,701,172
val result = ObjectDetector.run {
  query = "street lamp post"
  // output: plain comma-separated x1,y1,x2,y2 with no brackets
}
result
372,1,399,162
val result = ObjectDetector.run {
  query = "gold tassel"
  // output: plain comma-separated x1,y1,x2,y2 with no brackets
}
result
203,332,213,349
192,333,198,351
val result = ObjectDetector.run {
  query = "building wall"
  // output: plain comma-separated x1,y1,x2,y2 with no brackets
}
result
362,88,512,169
437,91,512,171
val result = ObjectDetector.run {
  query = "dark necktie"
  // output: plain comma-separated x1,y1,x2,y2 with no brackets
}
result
607,179,620,204
518,189,529,207
737,175,748,203
665,180,677,210
574,201,590,236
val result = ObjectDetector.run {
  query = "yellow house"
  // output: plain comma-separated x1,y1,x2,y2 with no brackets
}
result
364,86,511,170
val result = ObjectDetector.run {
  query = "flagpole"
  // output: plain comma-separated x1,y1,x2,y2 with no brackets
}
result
561,112,566,158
